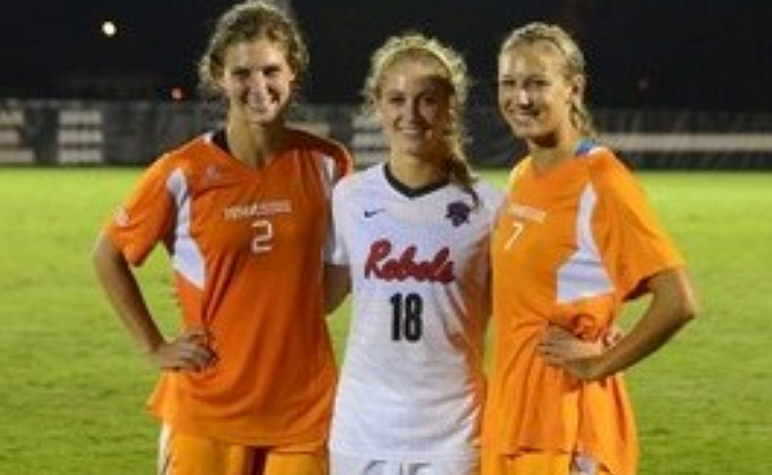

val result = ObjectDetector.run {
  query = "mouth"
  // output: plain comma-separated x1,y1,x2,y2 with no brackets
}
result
399,128,425,137
510,108,539,125
242,87,281,110
245,96,274,113
397,124,429,137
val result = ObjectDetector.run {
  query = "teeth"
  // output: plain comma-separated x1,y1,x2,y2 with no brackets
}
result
248,99,269,108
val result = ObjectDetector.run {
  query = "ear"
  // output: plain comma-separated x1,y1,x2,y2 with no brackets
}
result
372,98,387,123
569,74,586,101
215,75,228,95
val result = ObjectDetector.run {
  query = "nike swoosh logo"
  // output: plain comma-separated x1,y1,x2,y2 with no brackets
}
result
363,208,385,218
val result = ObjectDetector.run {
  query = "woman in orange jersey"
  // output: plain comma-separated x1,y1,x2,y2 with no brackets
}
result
91,1,352,474
483,23,698,475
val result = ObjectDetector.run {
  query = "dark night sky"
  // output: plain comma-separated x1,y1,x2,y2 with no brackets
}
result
1,0,770,112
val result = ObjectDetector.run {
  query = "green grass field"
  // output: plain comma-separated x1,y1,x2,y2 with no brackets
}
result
1,167,770,474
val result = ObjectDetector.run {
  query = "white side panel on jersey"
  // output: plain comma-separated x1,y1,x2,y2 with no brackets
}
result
556,183,613,303
167,168,206,289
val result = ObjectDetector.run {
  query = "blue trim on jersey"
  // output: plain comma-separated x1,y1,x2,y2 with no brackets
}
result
574,138,598,157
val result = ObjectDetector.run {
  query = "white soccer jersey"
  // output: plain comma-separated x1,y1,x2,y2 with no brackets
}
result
329,163,503,463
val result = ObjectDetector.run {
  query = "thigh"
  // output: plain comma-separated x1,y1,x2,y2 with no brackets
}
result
482,451,566,475
264,445,328,475
331,453,478,475
330,452,380,475
159,425,260,475
481,451,611,475
330,453,399,475
413,458,479,475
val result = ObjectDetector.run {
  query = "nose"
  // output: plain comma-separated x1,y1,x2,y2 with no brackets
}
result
513,86,531,106
403,98,422,121
245,70,268,90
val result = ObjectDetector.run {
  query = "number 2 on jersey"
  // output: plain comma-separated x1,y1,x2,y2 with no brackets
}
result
251,219,273,254
390,293,423,342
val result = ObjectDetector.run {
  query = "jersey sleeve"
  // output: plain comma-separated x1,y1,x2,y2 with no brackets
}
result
592,153,684,300
320,141,354,264
327,176,353,266
103,155,177,266
478,180,506,227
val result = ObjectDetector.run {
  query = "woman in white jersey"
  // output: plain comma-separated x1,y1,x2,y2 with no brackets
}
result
325,32,500,475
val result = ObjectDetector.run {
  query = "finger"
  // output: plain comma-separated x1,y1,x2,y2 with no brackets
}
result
178,342,218,370
180,326,211,344
155,339,216,371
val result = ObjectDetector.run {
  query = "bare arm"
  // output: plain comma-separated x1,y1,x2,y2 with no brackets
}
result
324,263,351,314
91,232,215,371
542,267,697,381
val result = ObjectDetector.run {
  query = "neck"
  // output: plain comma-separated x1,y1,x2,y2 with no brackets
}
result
529,132,585,173
388,153,447,189
226,120,287,168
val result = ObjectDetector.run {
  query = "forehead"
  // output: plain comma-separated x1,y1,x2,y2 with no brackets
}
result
498,40,564,75
223,37,289,66
380,58,449,91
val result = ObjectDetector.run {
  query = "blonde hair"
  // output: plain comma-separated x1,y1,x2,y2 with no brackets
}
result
197,0,308,97
363,32,479,202
500,22,597,138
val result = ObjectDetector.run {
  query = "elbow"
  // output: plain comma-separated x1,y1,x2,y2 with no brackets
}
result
324,280,350,315
676,302,697,326
668,283,698,331
677,273,699,326
678,296,698,326
654,267,698,327
323,264,351,315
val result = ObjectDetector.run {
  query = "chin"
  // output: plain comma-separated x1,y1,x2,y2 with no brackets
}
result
510,123,541,140
246,110,284,125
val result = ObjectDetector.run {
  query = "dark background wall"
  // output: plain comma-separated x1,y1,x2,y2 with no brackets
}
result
1,0,770,112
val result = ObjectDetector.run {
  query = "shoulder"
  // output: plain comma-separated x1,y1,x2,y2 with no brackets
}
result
578,143,637,186
158,133,217,165
506,157,531,187
136,134,228,194
578,143,652,213
473,178,506,209
334,163,382,194
287,128,354,178
289,127,352,158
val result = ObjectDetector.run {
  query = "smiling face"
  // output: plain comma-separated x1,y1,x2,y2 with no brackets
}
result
375,58,453,161
218,37,296,126
497,39,584,147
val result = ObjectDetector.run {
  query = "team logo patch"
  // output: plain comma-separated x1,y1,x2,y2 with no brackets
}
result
204,164,221,183
114,206,130,227
445,200,471,227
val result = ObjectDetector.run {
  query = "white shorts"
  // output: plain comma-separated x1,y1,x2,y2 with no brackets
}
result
331,452,479,475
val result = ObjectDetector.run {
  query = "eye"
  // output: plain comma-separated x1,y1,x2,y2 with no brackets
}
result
497,78,517,91
419,92,442,107
383,93,406,106
524,76,550,91
262,64,283,78
230,67,252,81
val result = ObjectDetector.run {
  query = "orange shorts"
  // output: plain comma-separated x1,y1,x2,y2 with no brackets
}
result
482,450,612,475
158,425,328,475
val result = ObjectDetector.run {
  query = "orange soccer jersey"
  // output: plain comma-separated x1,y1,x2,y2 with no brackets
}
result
104,128,352,446
485,143,683,475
